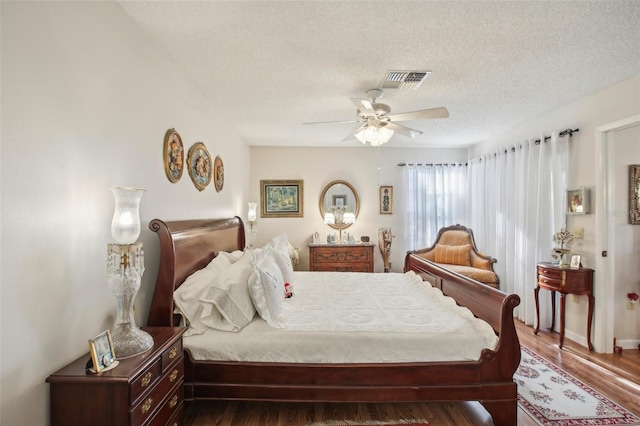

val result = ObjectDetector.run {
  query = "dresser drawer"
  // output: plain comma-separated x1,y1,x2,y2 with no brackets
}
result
131,362,184,426
131,358,162,405
309,244,374,272
312,247,371,263
161,339,183,372
146,383,183,426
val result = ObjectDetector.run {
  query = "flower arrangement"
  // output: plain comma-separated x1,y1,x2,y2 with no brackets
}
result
378,227,393,272
628,292,639,304
551,227,574,267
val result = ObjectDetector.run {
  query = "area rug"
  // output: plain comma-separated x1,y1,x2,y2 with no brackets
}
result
516,346,640,425
308,421,428,426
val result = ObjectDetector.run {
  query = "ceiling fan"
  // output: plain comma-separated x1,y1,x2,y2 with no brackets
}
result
303,89,449,146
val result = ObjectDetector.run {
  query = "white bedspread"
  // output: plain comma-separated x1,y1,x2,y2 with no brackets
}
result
183,271,499,363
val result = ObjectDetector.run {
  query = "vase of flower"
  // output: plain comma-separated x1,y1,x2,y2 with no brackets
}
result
552,227,574,268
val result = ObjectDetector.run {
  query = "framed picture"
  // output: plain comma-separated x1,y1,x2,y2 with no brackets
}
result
379,185,393,214
88,330,118,373
332,194,347,208
213,155,224,193
566,187,589,214
187,142,212,192
163,128,184,183
629,165,640,225
570,254,582,269
260,180,304,218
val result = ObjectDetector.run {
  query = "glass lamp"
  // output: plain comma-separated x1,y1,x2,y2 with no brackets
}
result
107,187,153,358
246,202,257,249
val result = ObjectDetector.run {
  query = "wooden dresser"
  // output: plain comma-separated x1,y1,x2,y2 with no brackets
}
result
47,327,186,426
309,243,374,272
534,262,594,350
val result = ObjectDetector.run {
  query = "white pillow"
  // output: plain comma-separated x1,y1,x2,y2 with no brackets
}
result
249,250,285,327
198,252,256,332
173,255,232,335
217,250,244,264
265,234,295,284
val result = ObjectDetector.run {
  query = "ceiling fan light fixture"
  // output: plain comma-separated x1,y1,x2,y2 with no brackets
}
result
355,124,394,147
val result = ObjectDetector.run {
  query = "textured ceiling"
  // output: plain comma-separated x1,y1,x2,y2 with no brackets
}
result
119,1,640,148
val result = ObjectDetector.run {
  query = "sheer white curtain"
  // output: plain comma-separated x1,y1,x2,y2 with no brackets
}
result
468,132,569,326
404,164,467,251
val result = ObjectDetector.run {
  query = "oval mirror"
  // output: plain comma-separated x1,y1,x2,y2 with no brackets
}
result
319,180,360,230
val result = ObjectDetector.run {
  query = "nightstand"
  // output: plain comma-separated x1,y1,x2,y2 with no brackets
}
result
308,243,374,272
47,327,186,426
534,263,594,350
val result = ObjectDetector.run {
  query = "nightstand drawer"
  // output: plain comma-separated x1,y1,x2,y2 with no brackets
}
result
161,339,182,372
131,367,183,426
131,359,162,405
147,384,183,426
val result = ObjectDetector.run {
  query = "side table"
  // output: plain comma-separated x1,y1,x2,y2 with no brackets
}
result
534,262,594,350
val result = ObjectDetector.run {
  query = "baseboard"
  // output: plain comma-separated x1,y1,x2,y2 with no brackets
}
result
564,329,588,349
615,338,640,350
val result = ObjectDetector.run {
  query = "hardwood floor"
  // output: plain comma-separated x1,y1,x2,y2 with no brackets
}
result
183,321,640,425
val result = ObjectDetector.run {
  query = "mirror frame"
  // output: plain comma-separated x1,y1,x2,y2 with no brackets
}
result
319,180,360,230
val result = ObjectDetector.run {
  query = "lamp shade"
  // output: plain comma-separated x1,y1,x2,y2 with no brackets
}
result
355,124,394,146
343,212,356,224
324,212,335,225
110,187,145,244
247,202,257,222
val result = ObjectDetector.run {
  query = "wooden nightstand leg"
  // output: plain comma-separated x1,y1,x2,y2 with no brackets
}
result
587,294,594,351
549,290,556,331
534,286,541,335
559,293,566,349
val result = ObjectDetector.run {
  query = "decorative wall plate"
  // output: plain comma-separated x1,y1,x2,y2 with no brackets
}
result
187,142,212,191
213,155,224,192
163,128,184,183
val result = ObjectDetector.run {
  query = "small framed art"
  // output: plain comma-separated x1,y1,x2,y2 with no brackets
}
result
332,194,347,207
88,330,118,373
187,142,212,192
260,180,304,218
566,187,589,214
163,128,184,183
379,185,393,214
629,165,640,225
570,254,582,269
213,155,224,193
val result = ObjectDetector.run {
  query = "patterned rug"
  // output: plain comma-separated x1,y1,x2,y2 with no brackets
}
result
516,346,640,425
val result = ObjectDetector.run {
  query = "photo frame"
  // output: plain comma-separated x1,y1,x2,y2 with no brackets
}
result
213,155,224,193
332,194,347,208
629,165,640,225
88,330,118,373
260,180,304,218
163,128,184,183
566,187,589,214
379,185,393,214
187,142,212,192
570,254,582,269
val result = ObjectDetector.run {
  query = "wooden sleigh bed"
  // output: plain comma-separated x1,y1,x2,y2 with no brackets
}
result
147,217,521,425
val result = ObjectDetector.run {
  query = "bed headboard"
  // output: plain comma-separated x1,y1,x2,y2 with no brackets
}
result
147,217,245,327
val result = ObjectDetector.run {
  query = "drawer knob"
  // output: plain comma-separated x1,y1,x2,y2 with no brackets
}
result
169,347,178,359
141,397,153,415
141,371,153,387
169,394,179,409
169,369,179,383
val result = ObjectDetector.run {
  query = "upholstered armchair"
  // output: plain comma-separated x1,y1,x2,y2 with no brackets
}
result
412,225,499,288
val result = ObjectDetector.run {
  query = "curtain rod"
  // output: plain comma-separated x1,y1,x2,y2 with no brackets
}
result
397,127,580,165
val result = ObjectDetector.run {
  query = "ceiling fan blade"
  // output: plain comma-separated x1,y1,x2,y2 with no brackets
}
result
383,122,423,138
387,107,449,122
350,98,376,117
342,124,366,142
302,119,360,125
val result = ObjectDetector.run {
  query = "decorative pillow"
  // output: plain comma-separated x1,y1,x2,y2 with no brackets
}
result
198,252,256,332
173,255,233,335
265,234,295,284
248,249,285,327
433,244,471,266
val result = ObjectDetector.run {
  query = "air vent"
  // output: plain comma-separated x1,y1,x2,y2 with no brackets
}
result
379,70,431,90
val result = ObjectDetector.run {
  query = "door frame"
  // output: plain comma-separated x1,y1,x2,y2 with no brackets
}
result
595,114,640,353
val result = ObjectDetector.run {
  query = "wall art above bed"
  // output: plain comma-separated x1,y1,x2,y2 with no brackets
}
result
163,128,184,183
213,155,224,192
187,142,212,191
260,179,304,218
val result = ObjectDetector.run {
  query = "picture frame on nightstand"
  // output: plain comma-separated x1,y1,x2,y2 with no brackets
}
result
88,330,118,373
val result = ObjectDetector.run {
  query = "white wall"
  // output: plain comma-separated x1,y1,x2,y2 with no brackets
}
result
470,74,640,349
249,146,468,272
611,125,640,346
0,3,249,425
